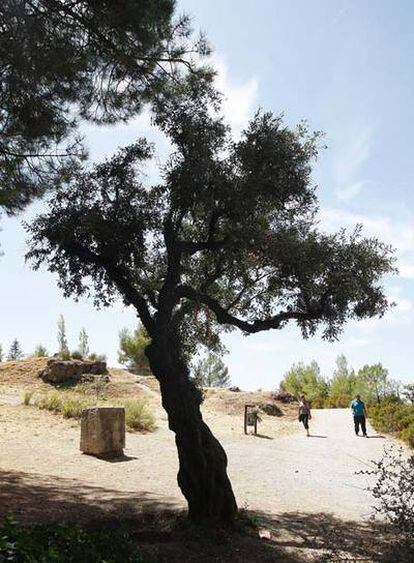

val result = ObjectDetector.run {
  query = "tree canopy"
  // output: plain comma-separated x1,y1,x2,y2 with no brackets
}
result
0,0,208,215
26,73,396,523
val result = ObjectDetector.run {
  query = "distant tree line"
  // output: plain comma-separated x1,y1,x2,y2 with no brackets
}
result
280,354,407,408
0,315,104,362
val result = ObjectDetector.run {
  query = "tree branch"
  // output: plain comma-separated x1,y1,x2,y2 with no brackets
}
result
177,285,326,333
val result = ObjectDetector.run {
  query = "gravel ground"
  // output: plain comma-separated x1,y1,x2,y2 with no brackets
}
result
0,395,394,524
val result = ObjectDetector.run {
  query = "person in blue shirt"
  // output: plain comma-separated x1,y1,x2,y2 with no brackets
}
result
351,394,368,437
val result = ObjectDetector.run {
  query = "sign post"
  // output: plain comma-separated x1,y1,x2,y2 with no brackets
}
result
244,403,259,435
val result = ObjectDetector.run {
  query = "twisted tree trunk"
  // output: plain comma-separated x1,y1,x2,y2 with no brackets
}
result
146,338,238,524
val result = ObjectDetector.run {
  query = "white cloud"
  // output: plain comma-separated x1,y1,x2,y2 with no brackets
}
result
332,125,374,201
209,54,259,137
320,207,414,279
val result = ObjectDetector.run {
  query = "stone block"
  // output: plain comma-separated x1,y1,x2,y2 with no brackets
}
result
80,407,125,457
39,359,108,384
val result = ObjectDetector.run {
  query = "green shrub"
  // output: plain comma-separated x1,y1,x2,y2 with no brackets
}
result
369,399,414,447
122,399,156,431
71,350,83,360
22,390,34,406
0,516,144,562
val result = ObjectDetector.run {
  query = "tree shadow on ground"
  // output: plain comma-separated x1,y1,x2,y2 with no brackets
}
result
250,509,397,562
0,468,398,562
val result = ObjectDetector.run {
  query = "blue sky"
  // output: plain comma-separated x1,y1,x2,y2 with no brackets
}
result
1,0,413,388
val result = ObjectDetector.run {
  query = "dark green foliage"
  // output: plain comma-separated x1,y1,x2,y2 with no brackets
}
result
0,344,3,362
118,324,151,374
26,75,395,350
0,0,208,214
7,338,23,360
193,353,231,387
0,516,144,562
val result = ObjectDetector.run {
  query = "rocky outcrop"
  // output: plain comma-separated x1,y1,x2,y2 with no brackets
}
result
271,389,297,403
257,402,282,417
39,359,108,384
80,407,125,457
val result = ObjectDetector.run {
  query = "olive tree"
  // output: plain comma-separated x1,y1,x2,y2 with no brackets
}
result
27,75,395,524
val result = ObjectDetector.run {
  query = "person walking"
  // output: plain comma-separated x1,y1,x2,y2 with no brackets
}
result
298,394,311,437
351,394,368,437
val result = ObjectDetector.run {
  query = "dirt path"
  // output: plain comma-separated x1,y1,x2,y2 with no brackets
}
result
0,401,394,523
226,408,390,520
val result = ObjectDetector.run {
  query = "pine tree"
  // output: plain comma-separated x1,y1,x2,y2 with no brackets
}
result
78,328,89,359
57,315,69,358
194,354,231,388
118,325,151,375
0,344,3,362
8,338,23,360
34,344,48,357
0,0,205,215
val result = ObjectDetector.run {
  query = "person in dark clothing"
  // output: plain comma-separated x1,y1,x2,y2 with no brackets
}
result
298,394,311,436
351,394,368,437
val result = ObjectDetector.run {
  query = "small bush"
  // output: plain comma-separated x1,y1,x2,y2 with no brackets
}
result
59,349,72,361
71,350,83,360
60,395,92,419
36,390,64,412
34,391,93,418
22,390,34,406
0,516,144,562
361,447,414,560
121,399,156,431
88,352,107,362
400,423,414,448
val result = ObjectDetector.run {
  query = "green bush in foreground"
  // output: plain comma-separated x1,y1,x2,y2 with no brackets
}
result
369,400,414,447
25,390,155,432
0,516,144,562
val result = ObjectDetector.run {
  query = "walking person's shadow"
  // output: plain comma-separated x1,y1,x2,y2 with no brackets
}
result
308,434,327,438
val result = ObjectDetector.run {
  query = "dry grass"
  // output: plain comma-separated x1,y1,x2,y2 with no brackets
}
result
24,389,156,432
0,357,48,386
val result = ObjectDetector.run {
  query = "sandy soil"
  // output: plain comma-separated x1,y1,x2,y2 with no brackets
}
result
0,371,401,561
